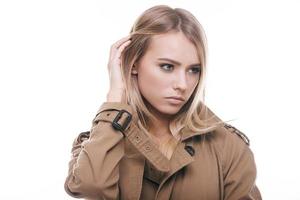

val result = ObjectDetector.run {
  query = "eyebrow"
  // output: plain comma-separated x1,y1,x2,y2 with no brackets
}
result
157,58,201,67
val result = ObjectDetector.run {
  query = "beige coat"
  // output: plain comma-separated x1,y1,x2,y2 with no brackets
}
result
64,102,262,200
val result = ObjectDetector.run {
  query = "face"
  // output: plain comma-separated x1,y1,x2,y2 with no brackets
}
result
132,31,201,118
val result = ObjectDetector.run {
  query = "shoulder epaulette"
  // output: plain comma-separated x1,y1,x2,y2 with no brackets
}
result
224,123,250,146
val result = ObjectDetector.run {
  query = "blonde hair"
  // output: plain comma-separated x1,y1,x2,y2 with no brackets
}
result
120,5,225,159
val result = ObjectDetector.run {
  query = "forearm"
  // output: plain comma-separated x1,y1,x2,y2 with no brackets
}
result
64,102,133,199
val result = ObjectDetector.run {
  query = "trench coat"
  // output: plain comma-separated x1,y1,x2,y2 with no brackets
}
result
64,102,262,200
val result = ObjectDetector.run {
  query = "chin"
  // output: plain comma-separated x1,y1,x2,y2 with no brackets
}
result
156,105,182,115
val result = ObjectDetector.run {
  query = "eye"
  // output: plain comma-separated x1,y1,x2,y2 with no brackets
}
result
189,67,201,74
159,63,174,71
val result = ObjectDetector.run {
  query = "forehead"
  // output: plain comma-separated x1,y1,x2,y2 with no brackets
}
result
146,31,200,63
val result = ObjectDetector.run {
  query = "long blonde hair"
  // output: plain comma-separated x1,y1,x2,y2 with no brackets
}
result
120,5,225,159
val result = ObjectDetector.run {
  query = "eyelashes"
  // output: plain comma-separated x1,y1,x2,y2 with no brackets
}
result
190,67,201,73
159,63,173,71
159,63,201,74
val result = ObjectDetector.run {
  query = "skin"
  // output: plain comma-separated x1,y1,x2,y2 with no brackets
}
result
107,35,132,101
132,31,201,140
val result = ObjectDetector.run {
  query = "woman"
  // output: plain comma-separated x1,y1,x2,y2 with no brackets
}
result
64,5,262,200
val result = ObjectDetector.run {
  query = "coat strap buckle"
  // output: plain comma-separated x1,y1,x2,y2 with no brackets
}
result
112,109,132,133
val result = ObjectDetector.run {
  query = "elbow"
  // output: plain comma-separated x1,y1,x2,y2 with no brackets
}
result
64,174,119,199
64,174,103,198
64,177,84,198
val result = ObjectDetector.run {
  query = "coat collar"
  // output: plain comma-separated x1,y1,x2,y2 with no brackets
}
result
124,103,224,164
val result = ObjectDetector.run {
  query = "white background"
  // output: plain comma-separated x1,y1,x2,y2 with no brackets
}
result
0,0,299,199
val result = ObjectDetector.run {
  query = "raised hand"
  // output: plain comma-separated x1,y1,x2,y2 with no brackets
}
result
106,35,132,102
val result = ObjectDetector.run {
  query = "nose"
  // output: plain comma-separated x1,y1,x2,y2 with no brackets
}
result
173,71,188,91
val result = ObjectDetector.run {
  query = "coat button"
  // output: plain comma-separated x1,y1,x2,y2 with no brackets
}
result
184,145,195,156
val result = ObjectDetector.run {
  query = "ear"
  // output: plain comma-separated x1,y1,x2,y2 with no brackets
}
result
131,64,138,75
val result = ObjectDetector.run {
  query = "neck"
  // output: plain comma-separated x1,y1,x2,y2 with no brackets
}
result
149,118,171,137
144,101,173,138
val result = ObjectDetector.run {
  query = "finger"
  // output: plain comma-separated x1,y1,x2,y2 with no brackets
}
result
114,40,132,59
112,35,132,49
109,36,130,56
113,41,131,59
118,40,131,52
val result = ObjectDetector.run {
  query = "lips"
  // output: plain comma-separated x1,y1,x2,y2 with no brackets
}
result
165,96,185,101
165,97,185,105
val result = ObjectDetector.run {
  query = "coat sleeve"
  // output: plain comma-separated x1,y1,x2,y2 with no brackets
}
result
64,102,135,200
220,125,262,200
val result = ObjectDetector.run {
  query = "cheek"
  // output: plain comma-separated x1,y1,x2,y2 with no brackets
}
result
188,76,200,93
137,68,169,98
191,77,199,89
